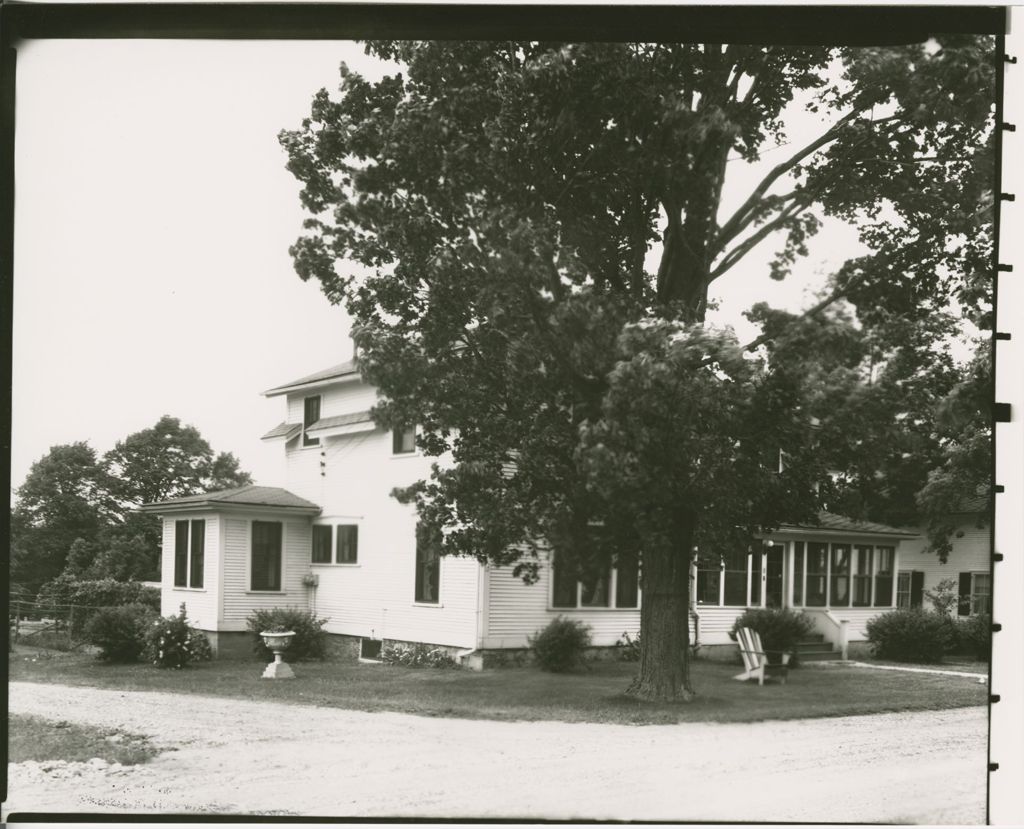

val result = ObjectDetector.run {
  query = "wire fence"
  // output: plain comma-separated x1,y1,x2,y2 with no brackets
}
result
8,598,112,650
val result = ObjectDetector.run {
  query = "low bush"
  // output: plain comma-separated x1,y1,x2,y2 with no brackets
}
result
616,630,642,662
866,608,953,663
144,604,212,668
729,607,814,664
529,616,591,672
83,604,157,662
951,613,991,662
246,608,328,662
35,576,160,636
381,642,460,669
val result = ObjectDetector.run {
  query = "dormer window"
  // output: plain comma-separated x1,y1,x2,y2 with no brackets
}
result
303,396,321,447
392,424,416,455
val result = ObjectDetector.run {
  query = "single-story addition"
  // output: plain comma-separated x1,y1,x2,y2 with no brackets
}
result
141,359,992,663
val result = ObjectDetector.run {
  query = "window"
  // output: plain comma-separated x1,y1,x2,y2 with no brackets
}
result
311,525,332,564
722,549,749,606
958,572,991,616
303,396,321,447
805,543,828,607
173,519,205,588
392,424,416,454
551,555,639,609
414,523,441,603
852,545,873,607
830,544,851,607
793,542,804,605
874,546,894,607
896,570,924,609
251,520,283,591
696,546,774,608
336,525,358,564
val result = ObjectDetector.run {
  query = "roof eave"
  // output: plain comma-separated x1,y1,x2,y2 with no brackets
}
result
262,372,361,398
140,501,321,516
773,524,919,540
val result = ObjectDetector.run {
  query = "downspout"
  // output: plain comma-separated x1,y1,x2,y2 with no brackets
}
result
458,562,487,671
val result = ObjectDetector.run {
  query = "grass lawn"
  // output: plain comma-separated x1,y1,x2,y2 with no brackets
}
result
9,714,161,765
10,644,987,725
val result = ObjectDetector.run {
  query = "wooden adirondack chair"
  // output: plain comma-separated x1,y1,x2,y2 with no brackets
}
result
733,627,791,685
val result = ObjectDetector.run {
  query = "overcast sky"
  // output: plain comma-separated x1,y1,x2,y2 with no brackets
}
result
12,39,865,495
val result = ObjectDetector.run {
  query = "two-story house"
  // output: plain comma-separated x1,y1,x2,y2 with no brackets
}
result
143,359,991,662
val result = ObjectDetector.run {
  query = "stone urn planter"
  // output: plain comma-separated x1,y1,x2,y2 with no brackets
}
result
260,630,296,679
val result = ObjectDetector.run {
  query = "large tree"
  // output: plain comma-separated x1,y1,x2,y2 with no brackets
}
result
282,39,995,700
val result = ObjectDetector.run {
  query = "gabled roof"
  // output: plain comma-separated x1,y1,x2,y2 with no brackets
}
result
141,485,321,515
263,360,360,397
780,511,918,539
260,422,302,441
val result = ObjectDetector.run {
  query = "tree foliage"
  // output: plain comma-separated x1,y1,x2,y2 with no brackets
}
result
11,417,252,590
281,39,995,700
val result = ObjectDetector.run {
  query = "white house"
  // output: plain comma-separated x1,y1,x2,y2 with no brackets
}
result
142,359,991,661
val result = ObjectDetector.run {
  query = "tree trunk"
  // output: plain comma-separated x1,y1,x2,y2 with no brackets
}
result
627,521,696,702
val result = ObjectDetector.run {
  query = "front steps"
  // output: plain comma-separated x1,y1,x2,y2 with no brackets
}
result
793,632,844,662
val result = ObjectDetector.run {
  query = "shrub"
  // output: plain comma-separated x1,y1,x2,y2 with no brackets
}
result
866,608,953,663
381,642,460,669
246,608,328,662
36,576,160,636
951,613,991,661
83,604,158,662
729,607,814,664
924,578,961,616
144,604,212,668
616,630,642,662
529,616,591,672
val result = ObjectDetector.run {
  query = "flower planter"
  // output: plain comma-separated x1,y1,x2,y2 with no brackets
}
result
260,630,296,679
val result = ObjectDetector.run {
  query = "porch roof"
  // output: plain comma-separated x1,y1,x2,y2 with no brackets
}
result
140,485,321,516
778,511,919,539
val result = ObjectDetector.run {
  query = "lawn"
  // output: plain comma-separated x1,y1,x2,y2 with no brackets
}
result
9,644,987,726
9,714,160,765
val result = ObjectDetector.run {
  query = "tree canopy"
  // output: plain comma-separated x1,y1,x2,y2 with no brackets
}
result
11,416,252,590
281,38,995,700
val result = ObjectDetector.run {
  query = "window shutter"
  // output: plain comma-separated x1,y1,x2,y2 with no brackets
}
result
957,572,972,616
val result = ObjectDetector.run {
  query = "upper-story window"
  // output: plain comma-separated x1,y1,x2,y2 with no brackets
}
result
303,396,321,447
392,424,416,455
174,519,205,589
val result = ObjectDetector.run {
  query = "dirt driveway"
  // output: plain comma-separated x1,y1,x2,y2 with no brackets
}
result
6,681,987,822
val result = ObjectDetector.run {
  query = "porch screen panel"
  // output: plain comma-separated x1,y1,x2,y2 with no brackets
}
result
749,548,762,607
551,558,577,608
174,520,189,587
189,519,205,588
696,556,721,605
793,542,804,605
830,544,850,606
251,521,282,591
580,568,611,607
874,546,894,606
806,543,827,606
853,545,872,606
723,549,748,606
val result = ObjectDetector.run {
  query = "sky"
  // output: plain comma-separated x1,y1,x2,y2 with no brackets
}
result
12,38,867,495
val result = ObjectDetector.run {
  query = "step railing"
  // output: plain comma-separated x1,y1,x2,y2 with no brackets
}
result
800,608,849,660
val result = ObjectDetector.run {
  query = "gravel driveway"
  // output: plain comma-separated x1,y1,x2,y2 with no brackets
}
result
5,681,987,823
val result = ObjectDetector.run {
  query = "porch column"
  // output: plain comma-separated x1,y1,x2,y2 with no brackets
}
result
785,541,794,608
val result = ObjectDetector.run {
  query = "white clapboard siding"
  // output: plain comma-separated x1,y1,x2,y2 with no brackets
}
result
898,519,991,594
219,515,312,630
483,563,641,648
286,381,378,424
160,514,220,630
690,606,744,645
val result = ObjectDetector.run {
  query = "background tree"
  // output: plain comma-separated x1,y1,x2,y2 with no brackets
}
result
10,443,110,592
282,38,995,700
11,417,252,590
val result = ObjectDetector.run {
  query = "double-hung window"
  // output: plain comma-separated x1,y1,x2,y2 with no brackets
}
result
414,523,441,603
303,396,321,447
251,520,283,591
393,424,416,455
311,524,359,564
958,571,991,616
173,519,205,588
